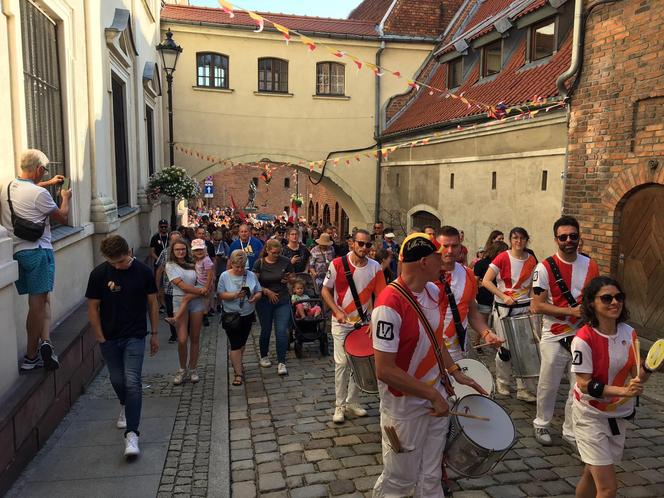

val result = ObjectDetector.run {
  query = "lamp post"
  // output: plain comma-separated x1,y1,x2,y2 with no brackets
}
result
156,29,182,229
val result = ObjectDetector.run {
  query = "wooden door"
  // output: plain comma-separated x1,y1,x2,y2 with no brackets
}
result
618,185,664,341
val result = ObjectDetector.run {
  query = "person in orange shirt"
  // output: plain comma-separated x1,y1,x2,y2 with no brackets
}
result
322,229,387,423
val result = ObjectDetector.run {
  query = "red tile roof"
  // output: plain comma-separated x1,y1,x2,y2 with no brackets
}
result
384,35,572,135
348,0,393,22
161,4,379,38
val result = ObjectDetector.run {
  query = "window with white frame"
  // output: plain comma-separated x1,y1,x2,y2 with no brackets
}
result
529,19,556,61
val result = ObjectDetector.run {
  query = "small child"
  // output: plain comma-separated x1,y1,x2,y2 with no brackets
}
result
291,279,321,320
166,239,214,326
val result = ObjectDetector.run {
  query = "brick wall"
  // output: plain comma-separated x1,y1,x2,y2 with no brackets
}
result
385,57,439,122
207,164,346,226
563,0,664,273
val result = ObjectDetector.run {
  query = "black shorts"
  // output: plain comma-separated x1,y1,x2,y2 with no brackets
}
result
225,313,254,350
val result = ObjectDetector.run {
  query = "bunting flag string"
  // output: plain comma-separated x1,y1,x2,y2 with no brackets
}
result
171,100,565,180
215,1,556,119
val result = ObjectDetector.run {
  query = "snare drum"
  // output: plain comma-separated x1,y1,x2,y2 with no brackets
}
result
450,359,494,399
500,314,541,378
445,394,517,477
344,326,378,395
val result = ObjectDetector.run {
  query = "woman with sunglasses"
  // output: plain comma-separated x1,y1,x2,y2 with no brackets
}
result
571,276,655,498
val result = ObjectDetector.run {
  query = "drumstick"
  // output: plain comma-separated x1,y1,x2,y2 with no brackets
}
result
384,426,402,453
634,339,641,378
450,411,491,422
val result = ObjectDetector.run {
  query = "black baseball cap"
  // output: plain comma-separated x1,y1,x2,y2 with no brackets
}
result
399,233,443,262
159,219,169,226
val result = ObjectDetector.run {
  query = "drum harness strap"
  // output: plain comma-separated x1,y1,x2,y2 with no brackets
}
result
390,280,456,398
439,276,467,352
545,256,580,354
341,255,368,326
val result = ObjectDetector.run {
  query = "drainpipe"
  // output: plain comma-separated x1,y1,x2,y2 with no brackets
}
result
373,0,398,223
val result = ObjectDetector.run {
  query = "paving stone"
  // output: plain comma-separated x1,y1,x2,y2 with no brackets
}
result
233,469,256,482
494,471,531,484
290,484,329,497
285,463,316,476
335,435,362,446
255,441,278,454
328,446,356,459
337,467,366,480
528,468,559,481
259,472,286,492
256,451,281,464
635,469,664,483
542,479,575,494
353,475,377,491
619,486,660,497
485,484,526,497
280,442,303,454
329,479,356,495
283,451,305,465
305,438,333,450
304,449,329,462
286,476,303,488
305,471,336,485
341,455,376,468
318,459,343,472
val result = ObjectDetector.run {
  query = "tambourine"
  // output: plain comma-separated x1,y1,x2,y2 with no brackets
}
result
645,339,664,372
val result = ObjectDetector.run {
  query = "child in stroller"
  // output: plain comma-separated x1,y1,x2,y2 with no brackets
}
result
291,279,322,320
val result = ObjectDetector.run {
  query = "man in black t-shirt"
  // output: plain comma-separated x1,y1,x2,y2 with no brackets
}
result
85,235,159,459
149,219,170,266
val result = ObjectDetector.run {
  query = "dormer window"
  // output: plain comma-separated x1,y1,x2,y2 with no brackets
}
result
448,57,463,88
529,19,556,61
481,40,502,77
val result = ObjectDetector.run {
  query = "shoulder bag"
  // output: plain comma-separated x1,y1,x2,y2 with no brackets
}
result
221,273,247,331
6,181,45,242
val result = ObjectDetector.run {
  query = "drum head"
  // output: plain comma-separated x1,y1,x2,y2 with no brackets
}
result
451,359,494,398
344,326,373,358
454,395,515,451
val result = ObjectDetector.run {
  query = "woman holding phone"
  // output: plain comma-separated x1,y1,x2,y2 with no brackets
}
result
253,239,294,376
218,250,261,386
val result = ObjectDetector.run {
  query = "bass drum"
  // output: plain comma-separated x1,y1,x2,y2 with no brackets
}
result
344,326,378,395
445,394,516,477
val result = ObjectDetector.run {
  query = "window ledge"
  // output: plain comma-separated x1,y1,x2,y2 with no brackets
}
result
474,73,499,86
519,55,554,73
51,225,85,243
192,86,234,94
312,94,350,101
253,91,294,97
118,206,139,218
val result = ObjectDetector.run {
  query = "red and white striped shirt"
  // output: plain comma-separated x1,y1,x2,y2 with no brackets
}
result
571,323,637,418
489,251,537,304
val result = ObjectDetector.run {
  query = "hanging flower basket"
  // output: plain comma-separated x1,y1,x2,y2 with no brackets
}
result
146,166,201,202
290,194,303,207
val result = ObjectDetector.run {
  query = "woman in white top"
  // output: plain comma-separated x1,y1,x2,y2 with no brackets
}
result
482,227,538,402
165,239,208,385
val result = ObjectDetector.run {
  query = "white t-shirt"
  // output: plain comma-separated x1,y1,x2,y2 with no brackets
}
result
489,251,537,304
571,323,637,419
372,281,448,419
166,262,197,296
0,179,58,253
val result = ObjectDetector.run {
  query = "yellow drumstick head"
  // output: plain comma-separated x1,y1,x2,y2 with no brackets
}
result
645,339,664,371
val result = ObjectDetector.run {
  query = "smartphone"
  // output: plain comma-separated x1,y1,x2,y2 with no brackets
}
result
241,286,251,295
61,178,70,190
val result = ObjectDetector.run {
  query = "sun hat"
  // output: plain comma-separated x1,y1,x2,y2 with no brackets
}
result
399,232,442,263
315,233,334,246
384,232,396,239
191,239,206,251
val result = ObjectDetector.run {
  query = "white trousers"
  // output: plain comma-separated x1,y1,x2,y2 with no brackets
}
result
492,307,537,393
332,324,361,408
373,411,449,498
533,340,575,438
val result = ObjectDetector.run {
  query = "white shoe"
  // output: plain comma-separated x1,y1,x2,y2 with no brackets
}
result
277,363,288,376
116,406,127,429
332,406,345,423
189,369,199,383
124,431,140,457
496,383,511,396
534,427,553,446
346,403,367,417
259,357,272,368
173,368,186,385
516,390,537,403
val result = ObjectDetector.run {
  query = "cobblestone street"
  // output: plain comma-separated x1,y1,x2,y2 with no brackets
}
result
8,320,664,497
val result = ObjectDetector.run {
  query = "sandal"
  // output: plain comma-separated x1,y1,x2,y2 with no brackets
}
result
232,373,244,386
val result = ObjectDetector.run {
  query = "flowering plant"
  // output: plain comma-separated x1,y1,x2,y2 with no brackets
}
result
147,166,201,201
290,193,303,207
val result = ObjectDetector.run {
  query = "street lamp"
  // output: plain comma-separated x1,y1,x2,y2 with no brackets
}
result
156,28,182,229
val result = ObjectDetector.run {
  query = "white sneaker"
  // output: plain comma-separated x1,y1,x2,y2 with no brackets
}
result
332,406,345,423
259,357,272,368
124,431,140,457
534,427,553,446
116,406,127,429
173,368,186,385
496,383,511,396
516,390,537,403
277,363,288,376
189,369,199,383
346,403,367,417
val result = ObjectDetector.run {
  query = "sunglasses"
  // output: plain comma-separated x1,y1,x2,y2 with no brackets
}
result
354,240,372,248
597,293,625,304
556,233,579,242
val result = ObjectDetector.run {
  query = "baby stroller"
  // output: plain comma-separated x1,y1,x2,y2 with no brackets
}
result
289,273,329,358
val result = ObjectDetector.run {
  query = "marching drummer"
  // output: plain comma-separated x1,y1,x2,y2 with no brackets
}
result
572,276,656,498
435,226,503,360
321,229,387,424
482,227,538,403
531,215,599,446
372,233,485,498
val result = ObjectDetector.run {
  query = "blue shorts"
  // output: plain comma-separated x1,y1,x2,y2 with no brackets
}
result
14,248,55,295
173,295,206,314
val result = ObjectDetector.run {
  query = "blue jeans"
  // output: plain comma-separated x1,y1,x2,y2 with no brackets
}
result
255,298,290,364
99,337,145,435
